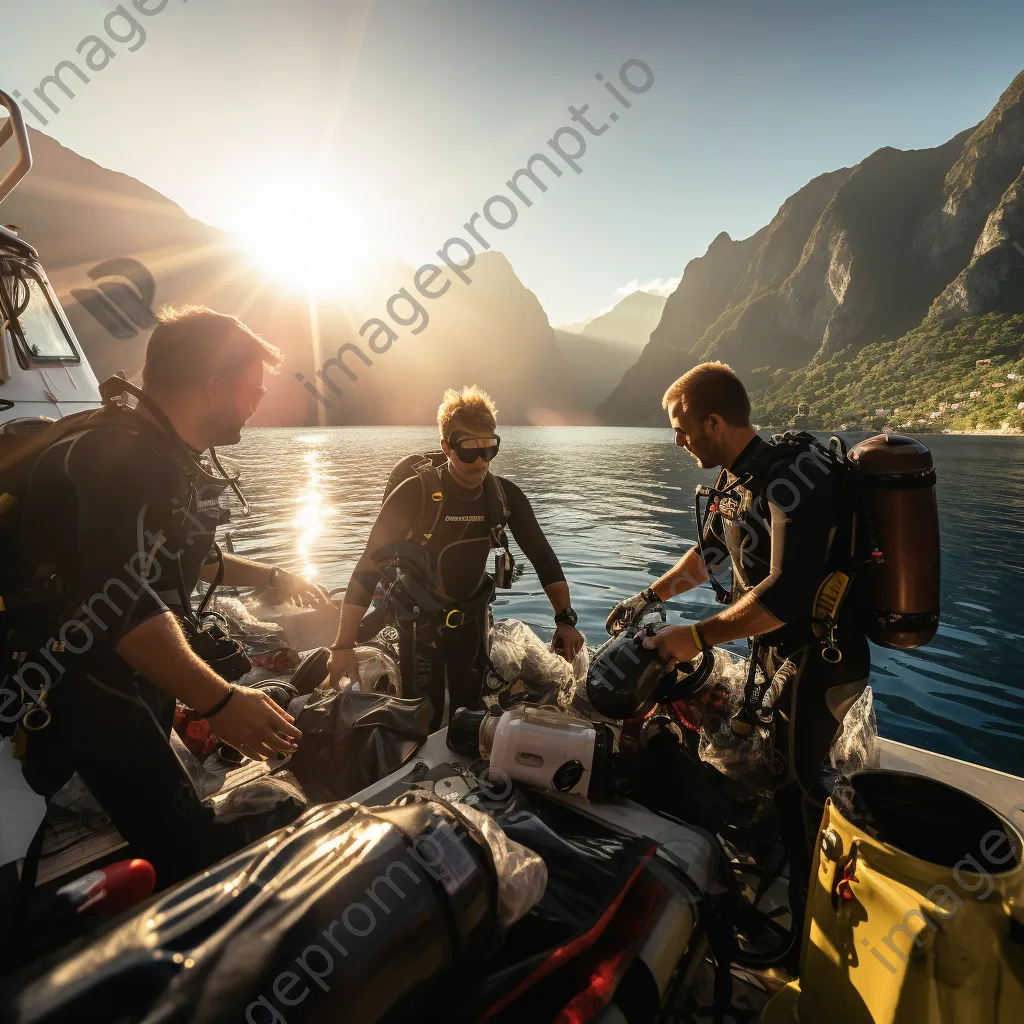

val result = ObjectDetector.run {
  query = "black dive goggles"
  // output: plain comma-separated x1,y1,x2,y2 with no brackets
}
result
447,434,501,464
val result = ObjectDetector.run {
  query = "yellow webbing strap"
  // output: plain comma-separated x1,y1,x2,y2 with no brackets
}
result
811,570,850,639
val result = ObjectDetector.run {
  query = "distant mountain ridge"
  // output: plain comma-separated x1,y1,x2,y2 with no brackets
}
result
554,290,666,412
598,70,1024,426
2,127,582,426
556,290,666,350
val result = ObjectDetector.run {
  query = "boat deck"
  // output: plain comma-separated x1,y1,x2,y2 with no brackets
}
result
878,737,1024,821
26,737,1024,888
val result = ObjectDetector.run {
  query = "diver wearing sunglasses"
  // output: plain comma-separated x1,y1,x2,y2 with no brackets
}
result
330,386,584,730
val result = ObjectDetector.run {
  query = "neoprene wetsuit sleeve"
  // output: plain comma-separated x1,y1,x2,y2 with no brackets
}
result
501,478,566,587
747,462,835,624
62,428,175,642
344,477,420,606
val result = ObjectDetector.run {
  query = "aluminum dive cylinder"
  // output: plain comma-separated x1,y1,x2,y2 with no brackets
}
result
848,433,940,649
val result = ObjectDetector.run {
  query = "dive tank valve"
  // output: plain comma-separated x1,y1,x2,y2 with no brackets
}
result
447,706,615,801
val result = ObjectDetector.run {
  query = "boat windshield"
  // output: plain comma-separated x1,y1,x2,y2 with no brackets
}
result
5,268,79,363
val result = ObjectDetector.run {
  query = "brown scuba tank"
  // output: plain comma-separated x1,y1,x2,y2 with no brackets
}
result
848,434,940,649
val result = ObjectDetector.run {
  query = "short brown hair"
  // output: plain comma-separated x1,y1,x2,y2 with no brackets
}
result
662,361,751,426
142,306,282,394
437,385,498,439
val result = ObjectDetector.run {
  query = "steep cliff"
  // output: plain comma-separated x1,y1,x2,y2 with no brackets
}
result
596,229,764,422
555,290,666,413
599,70,1024,426
928,71,1024,319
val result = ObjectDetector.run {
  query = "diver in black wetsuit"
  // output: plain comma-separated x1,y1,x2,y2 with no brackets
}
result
606,361,870,918
329,385,584,730
11,307,325,883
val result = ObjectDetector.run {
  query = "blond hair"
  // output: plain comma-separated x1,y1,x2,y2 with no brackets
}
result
662,361,751,426
437,385,498,439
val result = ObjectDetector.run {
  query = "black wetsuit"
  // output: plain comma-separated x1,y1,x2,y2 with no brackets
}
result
15,414,300,883
352,465,565,730
704,435,870,924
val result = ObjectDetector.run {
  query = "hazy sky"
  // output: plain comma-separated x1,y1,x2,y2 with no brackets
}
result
4,0,1024,323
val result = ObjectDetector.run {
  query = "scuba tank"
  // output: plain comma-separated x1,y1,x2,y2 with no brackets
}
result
848,434,940,649
762,770,1024,1024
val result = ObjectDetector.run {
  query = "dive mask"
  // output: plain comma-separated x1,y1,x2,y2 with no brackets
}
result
448,434,501,463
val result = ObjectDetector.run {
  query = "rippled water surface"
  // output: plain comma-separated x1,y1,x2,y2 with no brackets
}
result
224,427,1024,775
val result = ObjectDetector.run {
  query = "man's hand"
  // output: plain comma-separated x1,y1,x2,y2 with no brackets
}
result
641,625,699,671
605,588,657,634
328,647,362,690
268,569,330,607
551,622,585,661
208,686,302,761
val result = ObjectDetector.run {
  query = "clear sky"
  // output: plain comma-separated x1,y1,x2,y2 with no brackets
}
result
4,0,1024,324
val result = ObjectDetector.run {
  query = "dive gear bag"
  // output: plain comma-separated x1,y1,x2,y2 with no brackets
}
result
763,770,1024,1024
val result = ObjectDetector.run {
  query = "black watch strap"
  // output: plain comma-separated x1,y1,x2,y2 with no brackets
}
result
554,607,578,627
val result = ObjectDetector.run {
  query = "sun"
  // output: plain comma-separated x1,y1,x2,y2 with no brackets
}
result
225,173,377,295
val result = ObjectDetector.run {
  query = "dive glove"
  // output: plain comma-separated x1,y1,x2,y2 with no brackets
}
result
605,586,659,634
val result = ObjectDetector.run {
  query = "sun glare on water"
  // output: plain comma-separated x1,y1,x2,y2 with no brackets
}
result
293,449,333,579
226,174,377,295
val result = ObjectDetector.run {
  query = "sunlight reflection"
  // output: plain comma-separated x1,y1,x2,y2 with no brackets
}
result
293,450,333,579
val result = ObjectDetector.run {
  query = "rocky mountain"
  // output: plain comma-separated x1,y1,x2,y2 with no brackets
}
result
554,290,666,412
557,290,666,350
1,127,580,426
599,70,1024,426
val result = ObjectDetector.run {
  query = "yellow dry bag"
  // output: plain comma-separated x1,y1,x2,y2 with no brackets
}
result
763,770,1024,1024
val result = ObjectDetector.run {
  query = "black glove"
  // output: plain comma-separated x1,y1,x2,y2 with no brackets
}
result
604,587,659,634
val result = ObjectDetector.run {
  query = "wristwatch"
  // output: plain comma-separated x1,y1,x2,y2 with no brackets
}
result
554,607,578,627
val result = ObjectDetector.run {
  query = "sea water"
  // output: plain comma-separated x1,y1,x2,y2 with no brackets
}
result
224,427,1024,776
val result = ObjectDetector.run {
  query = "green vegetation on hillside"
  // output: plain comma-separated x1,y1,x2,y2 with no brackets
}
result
749,313,1024,432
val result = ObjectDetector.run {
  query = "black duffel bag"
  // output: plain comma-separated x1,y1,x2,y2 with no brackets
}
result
288,688,433,803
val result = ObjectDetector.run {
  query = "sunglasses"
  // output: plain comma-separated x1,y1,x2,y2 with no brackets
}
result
448,434,501,463
235,380,268,413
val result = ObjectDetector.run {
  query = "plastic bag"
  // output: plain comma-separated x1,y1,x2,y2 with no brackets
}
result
204,594,282,636
340,645,402,697
49,772,105,818
485,618,589,709
443,798,547,929
829,685,880,775
695,653,780,792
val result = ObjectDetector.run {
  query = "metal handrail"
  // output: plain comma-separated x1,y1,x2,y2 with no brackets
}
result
0,89,32,205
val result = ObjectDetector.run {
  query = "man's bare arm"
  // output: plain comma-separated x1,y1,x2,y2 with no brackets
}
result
328,488,412,687
650,546,710,600
698,590,783,647
116,611,230,711
116,612,300,757
198,552,328,605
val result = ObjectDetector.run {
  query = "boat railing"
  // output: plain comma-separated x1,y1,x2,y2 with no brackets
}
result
0,90,32,206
